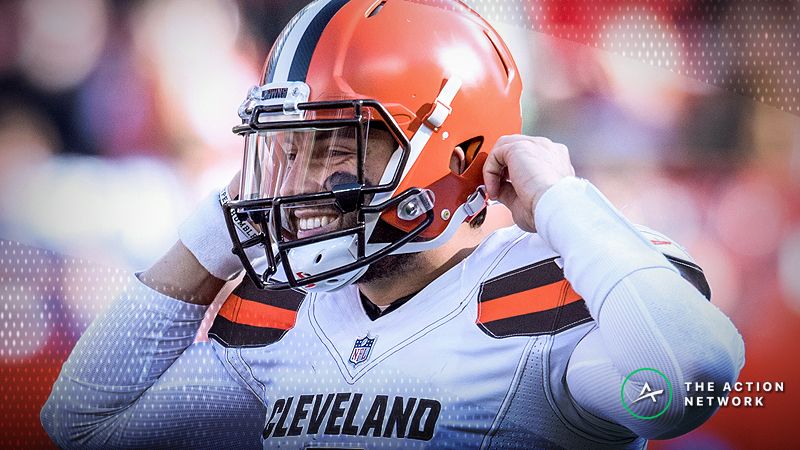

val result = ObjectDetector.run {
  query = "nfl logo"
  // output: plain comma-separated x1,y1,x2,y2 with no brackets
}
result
349,335,376,366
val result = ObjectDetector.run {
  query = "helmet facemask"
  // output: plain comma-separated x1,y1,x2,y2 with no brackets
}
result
223,83,436,291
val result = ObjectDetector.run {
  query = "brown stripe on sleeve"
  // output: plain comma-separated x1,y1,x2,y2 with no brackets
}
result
476,259,592,338
231,275,305,310
208,276,307,348
478,258,564,303
208,315,290,348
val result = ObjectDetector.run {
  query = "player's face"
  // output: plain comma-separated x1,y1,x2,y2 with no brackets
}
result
273,125,396,240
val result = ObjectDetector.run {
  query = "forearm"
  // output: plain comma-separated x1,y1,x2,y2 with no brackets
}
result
535,177,744,437
565,268,744,439
40,181,264,447
139,240,226,306
41,275,209,447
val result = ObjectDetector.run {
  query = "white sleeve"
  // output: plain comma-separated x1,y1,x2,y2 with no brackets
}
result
534,177,745,439
40,276,265,449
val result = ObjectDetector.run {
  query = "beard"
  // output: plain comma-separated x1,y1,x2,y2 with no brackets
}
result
357,252,420,284
356,219,422,284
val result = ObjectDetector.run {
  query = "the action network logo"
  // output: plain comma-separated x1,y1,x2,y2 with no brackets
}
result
620,368,673,420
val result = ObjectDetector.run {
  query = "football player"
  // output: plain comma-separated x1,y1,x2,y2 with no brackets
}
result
42,1,744,449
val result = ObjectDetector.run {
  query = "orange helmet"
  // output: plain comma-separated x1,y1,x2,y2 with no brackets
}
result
224,0,522,291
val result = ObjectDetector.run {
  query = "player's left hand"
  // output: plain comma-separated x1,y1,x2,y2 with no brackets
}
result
483,135,575,232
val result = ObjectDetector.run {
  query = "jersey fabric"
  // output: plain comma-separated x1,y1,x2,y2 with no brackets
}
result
42,178,744,449
206,225,696,449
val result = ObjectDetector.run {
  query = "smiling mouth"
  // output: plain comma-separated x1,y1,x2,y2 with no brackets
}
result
291,213,342,239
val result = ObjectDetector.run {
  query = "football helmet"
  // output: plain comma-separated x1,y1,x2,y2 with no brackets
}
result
223,0,522,291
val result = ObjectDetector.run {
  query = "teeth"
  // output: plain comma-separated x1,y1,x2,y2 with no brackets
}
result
298,216,335,231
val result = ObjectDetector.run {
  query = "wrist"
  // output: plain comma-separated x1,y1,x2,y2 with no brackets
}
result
140,241,227,306
530,175,568,215
178,189,246,281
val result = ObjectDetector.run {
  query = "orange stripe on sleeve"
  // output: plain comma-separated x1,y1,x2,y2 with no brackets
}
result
564,284,581,303
478,280,583,324
218,294,298,330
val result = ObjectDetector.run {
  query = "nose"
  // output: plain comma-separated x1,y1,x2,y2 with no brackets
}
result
279,156,325,197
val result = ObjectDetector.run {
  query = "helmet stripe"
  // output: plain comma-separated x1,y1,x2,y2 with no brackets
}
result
268,0,329,83
267,0,349,83
265,11,305,82
288,0,349,81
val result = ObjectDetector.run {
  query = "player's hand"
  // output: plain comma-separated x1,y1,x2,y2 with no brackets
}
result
174,170,254,283
483,135,575,233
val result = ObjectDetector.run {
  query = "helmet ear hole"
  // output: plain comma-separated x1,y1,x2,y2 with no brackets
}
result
451,136,485,175
458,136,484,169
450,147,466,175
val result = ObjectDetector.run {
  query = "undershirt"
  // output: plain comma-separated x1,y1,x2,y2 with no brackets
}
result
358,290,417,320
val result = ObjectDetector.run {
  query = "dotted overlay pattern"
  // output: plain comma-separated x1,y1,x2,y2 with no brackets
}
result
465,0,800,114
0,239,127,448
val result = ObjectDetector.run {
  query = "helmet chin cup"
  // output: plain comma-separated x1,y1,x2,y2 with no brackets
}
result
223,185,434,291
280,235,368,292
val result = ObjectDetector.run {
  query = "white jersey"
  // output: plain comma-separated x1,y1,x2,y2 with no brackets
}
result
43,179,739,450
208,225,702,449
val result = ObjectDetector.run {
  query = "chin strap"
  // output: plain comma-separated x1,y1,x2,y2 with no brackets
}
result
399,76,462,180
365,185,488,256
463,185,488,219
366,76,463,240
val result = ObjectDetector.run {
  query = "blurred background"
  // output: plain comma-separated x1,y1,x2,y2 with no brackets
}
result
0,0,798,448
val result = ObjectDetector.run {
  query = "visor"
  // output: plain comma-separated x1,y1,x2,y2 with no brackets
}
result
241,122,393,202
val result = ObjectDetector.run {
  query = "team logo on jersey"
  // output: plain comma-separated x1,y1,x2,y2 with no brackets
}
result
349,335,376,366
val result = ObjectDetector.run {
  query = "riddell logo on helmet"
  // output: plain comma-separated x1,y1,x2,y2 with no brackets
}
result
263,87,288,100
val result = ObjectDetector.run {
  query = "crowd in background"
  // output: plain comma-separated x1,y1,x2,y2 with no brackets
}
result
0,1,798,448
